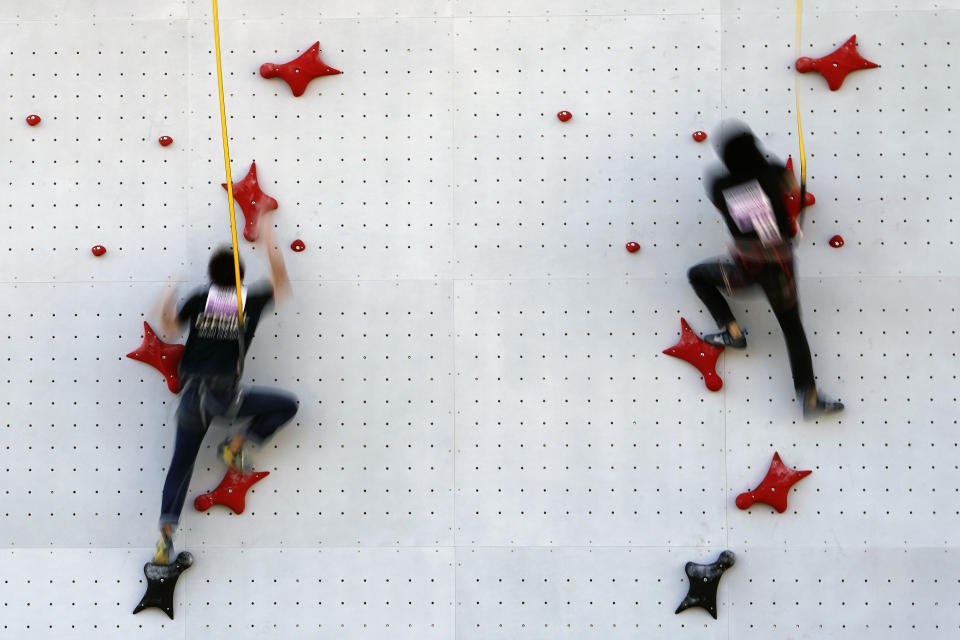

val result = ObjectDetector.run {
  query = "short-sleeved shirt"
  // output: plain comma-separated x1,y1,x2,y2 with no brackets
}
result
176,281,274,379
708,163,794,246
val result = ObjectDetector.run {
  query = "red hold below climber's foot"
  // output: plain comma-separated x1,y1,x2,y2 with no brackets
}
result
735,452,812,513
194,467,271,515
663,317,724,391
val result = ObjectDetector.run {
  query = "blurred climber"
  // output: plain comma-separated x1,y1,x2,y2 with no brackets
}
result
152,212,297,564
686,121,843,418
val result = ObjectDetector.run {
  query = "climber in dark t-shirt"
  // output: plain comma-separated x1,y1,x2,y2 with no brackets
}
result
687,122,843,418
151,212,297,564
176,281,274,378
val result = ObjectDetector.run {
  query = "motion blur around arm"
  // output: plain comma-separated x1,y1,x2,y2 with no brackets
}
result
258,211,291,305
159,283,180,340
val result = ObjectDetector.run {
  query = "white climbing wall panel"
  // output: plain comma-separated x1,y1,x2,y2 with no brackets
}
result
0,1,957,638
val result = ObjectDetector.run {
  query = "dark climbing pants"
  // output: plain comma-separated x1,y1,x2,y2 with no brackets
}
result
159,378,298,526
688,256,815,392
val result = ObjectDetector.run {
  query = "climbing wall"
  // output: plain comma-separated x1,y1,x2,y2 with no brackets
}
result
1,1,957,638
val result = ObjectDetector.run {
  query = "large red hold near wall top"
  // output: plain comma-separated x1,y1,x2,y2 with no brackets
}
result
795,35,878,91
260,41,342,97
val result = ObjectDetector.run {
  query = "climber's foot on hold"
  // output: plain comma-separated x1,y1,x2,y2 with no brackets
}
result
704,322,746,349
219,434,252,471
801,387,844,419
154,527,173,565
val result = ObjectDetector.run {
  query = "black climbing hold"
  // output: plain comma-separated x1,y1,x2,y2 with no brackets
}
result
674,550,735,619
133,551,193,619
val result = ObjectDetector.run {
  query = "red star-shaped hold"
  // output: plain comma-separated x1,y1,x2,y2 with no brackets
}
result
222,161,278,242
194,467,270,514
260,41,342,97
662,317,724,391
795,35,878,91
736,452,812,513
784,156,816,233
126,321,184,393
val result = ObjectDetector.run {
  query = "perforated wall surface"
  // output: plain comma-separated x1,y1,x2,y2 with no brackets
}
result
1,2,958,638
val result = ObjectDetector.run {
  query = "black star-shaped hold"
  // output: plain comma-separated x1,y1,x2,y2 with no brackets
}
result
675,550,735,619
132,551,193,619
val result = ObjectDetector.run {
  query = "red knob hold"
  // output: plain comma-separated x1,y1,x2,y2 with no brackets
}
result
625,241,640,253
829,235,844,248
91,245,107,256
26,115,41,126
158,136,173,147
557,111,573,122
692,130,707,142
291,239,305,252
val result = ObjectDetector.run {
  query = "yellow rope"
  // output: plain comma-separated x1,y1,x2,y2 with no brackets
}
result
211,0,245,324
794,0,807,198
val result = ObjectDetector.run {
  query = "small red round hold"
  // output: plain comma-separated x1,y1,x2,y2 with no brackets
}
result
557,111,573,122
91,245,107,256
692,130,707,142
291,239,305,252
625,241,640,253
26,114,41,126
158,135,173,146
829,235,844,248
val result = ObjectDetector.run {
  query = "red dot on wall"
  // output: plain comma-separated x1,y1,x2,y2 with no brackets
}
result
26,115,41,126
625,242,640,253
158,136,173,146
557,111,573,122
692,130,707,142
829,235,844,248
91,245,107,256
291,239,305,252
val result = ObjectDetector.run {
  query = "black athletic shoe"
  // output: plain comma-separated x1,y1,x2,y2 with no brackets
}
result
801,391,844,419
703,329,747,349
